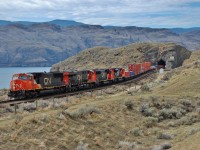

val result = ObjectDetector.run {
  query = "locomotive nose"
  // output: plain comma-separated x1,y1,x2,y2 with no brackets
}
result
10,80,16,90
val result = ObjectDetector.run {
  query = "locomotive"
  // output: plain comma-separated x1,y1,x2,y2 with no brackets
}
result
8,62,152,99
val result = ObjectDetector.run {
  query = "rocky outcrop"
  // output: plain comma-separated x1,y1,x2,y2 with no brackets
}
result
51,42,191,72
0,23,198,67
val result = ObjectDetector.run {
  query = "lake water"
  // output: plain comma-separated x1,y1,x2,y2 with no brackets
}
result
0,67,51,89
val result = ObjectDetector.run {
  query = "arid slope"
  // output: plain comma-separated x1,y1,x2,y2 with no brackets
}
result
51,42,190,71
0,50,200,150
153,50,200,97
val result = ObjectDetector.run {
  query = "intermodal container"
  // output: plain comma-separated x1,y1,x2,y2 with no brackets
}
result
141,62,152,72
130,71,134,76
125,71,130,77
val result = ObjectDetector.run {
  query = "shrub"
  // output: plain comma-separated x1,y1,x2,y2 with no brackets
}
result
39,101,49,108
157,133,173,140
125,100,134,110
144,117,158,128
139,103,157,117
65,105,100,119
180,99,195,112
130,127,143,136
30,116,38,124
116,141,137,150
140,103,149,113
141,84,150,92
176,113,200,126
188,128,200,136
196,108,200,115
159,107,184,120
151,142,171,150
23,103,36,112
162,71,174,81
57,113,65,120
76,141,88,150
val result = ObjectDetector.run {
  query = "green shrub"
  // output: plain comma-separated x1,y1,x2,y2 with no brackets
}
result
130,127,143,136
143,117,158,128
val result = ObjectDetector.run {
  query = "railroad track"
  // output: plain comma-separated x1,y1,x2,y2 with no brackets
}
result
0,69,156,106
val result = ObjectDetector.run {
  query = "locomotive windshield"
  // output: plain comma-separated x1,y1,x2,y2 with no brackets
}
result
12,74,32,80
19,75,28,80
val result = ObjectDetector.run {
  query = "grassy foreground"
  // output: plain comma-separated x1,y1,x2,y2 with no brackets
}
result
0,50,200,150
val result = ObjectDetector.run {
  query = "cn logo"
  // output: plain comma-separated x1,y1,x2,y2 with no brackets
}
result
101,72,105,78
44,78,51,85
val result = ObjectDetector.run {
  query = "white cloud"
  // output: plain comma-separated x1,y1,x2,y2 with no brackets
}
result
0,0,199,27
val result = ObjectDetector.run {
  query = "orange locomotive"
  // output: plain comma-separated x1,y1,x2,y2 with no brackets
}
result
9,72,68,99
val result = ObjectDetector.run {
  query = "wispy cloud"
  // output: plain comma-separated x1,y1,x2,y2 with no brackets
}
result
0,0,199,27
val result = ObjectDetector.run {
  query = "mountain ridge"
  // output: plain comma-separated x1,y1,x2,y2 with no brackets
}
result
0,19,200,34
0,21,199,67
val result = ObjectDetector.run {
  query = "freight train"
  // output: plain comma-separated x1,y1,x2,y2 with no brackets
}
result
8,62,153,99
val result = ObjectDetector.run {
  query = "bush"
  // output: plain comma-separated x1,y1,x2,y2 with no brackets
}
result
57,113,65,120
116,141,137,150
144,117,158,128
130,127,143,136
176,113,200,126
151,142,171,150
65,105,100,119
23,103,36,112
159,107,184,120
125,100,134,110
140,103,157,117
180,99,195,112
157,132,173,140
141,84,150,92
76,141,88,150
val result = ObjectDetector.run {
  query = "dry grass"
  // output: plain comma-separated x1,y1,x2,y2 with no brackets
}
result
172,131,200,150
153,50,200,97
0,50,200,149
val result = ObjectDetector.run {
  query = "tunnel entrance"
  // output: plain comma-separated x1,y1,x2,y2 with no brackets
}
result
157,59,166,69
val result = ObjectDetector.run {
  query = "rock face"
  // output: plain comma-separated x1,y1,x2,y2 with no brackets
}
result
51,42,191,71
0,23,198,67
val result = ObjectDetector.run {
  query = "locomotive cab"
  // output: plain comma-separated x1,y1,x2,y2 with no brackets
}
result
10,74,33,91
106,69,115,81
9,73,41,99
87,70,97,83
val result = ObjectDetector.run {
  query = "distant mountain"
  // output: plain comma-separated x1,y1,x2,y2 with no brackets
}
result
48,19,85,26
0,19,85,27
0,21,200,67
169,27,200,34
0,20,12,25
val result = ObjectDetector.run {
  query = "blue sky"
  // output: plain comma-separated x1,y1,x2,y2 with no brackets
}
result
0,0,199,28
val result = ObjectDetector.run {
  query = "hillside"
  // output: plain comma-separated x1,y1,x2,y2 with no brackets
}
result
0,50,200,150
0,22,199,67
152,50,200,97
51,42,191,71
